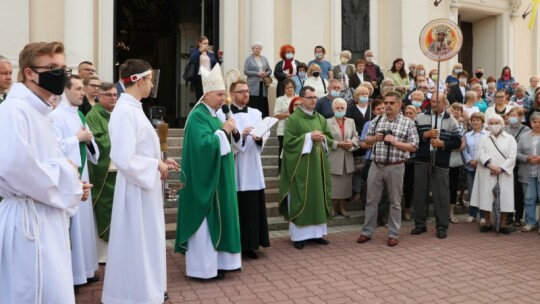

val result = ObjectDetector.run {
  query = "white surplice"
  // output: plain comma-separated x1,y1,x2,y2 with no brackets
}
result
186,103,241,279
0,83,83,304
102,93,166,304
49,102,100,284
231,107,267,191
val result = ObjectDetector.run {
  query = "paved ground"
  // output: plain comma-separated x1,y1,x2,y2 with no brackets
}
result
77,215,540,304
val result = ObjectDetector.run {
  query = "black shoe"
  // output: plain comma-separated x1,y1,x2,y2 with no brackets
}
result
293,241,304,250
74,285,79,294
243,250,258,259
189,271,225,281
411,227,427,235
506,218,514,225
499,227,511,235
164,291,169,302
436,230,447,239
86,275,100,284
480,225,491,233
311,238,329,245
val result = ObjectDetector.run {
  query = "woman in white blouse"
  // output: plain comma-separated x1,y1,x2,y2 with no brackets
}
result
274,79,297,174
304,64,329,98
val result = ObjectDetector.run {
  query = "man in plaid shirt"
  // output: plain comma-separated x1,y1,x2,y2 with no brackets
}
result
357,91,419,247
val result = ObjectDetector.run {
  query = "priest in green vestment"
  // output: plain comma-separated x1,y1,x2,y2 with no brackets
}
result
279,85,334,250
175,64,242,280
86,82,117,262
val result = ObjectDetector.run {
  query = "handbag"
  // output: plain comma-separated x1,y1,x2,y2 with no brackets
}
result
182,60,198,82
354,156,366,173
449,151,464,168
262,75,273,87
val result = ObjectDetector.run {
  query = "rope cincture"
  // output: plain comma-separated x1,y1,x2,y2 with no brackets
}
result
21,197,43,304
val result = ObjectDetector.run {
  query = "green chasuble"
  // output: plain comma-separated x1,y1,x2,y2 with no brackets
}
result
86,103,117,241
175,103,241,253
278,107,334,226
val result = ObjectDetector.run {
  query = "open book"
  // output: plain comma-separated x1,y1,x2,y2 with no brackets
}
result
250,117,279,138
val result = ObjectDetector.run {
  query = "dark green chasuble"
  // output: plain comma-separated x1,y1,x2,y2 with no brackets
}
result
86,103,117,241
175,103,241,253
279,107,333,226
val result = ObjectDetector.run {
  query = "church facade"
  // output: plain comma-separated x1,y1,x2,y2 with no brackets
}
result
1,0,538,125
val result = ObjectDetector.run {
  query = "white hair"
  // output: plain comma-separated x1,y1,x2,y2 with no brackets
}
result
332,98,347,109
488,115,504,125
251,42,263,49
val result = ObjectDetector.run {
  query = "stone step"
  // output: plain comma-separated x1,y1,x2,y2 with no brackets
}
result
263,166,279,178
167,137,279,148
164,204,472,240
166,144,279,159
261,155,279,166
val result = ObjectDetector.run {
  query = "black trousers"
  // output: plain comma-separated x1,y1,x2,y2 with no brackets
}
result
403,161,415,209
449,166,462,205
278,135,284,174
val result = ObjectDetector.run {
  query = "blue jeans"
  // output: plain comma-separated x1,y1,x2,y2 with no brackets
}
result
524,177,540,226
465,170,482,218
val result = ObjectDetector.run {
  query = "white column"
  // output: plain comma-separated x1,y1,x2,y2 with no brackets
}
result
401,0,428,63
330,1,342,63
369,0,379,56
535,14,540,75
219,0,239,75
97,0,115,82
496,12,510,71
1,0,30,73
64,0,94,72
248,0,275,69
447,2,460,75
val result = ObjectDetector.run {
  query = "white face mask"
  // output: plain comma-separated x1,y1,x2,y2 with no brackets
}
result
489,124,502,135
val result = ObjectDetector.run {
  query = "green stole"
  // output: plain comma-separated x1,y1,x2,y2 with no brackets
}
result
77,111,87,175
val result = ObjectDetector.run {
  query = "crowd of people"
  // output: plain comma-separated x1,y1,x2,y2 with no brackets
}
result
1,37,540,303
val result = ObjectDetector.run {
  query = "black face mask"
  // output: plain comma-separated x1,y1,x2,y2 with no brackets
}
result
312,72,320,77
33,68,67,95
475,73,483,79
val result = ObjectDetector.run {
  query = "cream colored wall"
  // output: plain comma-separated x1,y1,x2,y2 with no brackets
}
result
472,17,497,78
377,0,402,72
29,0,64,42
1,0,30,66
513,16,535,82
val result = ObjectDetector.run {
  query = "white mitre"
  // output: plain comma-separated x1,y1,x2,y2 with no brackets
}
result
201,64,225,93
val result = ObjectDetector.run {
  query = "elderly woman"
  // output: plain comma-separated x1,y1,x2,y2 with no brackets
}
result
304,64,329,98
244,42,272,117
386,58,409,99
517,112,540,232
274,78,297,173
526,90,540,126
332,50,354,81
402,105,418,220
292,62,308,95
448,103,468,223
504,107,531,226
448,71,470,104
462,112,488,224
409,90,426,113
510,86,533,111
189,35,223,100
346,86,372,199
379,78,395,99
485,76,498,106
470,115,517,234
274,44,301,98
485,90,514,127
349,59,370,90
470,84,489,113
463,91,480,119
445,63,463,88
328,98,359,217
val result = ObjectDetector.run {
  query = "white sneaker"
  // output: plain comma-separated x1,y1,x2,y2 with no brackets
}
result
466,216,476,223
480,218,486,226
521,224,536,232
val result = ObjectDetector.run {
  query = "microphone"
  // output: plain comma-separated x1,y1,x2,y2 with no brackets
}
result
221,104,233,120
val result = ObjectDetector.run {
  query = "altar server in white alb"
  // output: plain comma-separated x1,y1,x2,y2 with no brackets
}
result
49,74,100,287
102,59,178,304
0,41,92,304
227,79,270,259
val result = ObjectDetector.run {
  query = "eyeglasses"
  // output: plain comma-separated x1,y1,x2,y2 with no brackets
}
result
233,90,249,94
303,96,318,101
100,93,118,98
30,65,72,76
80,68,96,73
88,84,101,89
384,101,398,105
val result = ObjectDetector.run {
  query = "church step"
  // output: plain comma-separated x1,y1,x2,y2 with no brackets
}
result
162,187,281,209
164,204,472,240
166,144,280,159
263,166,279,178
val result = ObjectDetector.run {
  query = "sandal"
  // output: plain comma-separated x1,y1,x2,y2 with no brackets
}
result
450,217,459,224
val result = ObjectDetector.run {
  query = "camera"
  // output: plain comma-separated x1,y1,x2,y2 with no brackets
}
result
381,129,393,145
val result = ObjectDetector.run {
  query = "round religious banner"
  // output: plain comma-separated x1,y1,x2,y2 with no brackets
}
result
419,19,463,62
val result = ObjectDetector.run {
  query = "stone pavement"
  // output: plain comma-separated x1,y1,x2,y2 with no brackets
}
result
77,215,540,304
